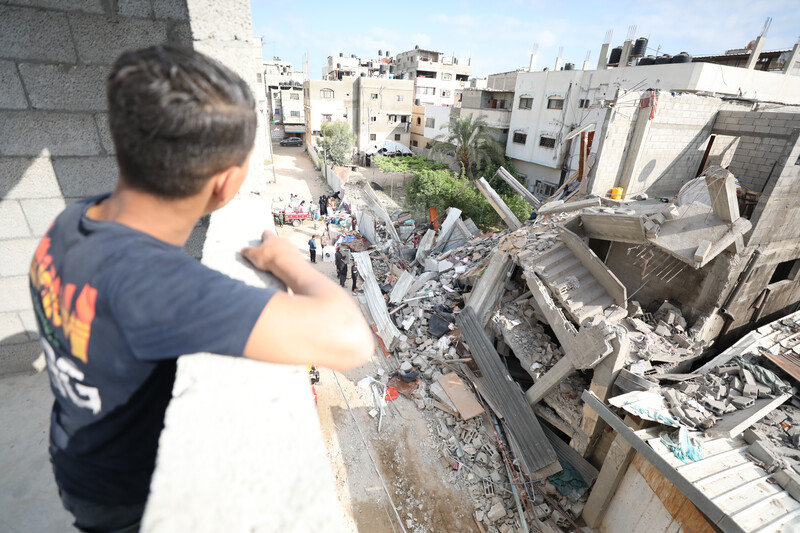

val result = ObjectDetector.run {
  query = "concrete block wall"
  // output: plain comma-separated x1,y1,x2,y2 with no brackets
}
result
712,110,800,191
589,91,749,198
0,0,193,376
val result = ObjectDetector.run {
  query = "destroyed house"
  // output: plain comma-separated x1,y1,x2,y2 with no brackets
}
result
323,86,800,531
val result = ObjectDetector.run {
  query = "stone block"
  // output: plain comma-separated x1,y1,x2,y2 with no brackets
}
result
0,200,32,239
186,0,251,40
0,312,29,343
0,6,77,63
118,0,153,17
0,111,102,157
0,156,62,200
0,239,39,277
7,0,104,13
154,1,190,20
93,114,116,155
192,40,256,85
68,13,168,65
20,198,66,237
0,60,28,109
0,276,32,313
53,156,118,198
486,500,507,522
18,63,107,111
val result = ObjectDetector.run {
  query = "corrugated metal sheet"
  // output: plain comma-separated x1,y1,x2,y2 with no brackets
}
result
645,433,800,532
353,252,401,351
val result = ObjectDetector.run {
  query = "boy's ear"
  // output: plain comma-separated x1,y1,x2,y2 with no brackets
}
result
209,155,251,210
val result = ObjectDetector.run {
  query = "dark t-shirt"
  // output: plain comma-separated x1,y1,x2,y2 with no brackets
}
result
29,195,275,505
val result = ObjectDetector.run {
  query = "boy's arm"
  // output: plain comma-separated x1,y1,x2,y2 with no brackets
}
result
241,233,373,371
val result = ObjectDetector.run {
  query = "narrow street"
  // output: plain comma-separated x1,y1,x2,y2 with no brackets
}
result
266,145,479,532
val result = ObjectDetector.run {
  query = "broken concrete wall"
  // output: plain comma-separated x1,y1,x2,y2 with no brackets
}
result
711,110,800,192
0,1,199,376
600,243,734,322
588,91,747,199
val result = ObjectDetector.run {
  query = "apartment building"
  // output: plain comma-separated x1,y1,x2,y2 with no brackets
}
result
322,51,395,80
455,71,521,145
304,77,413,157
394,46,471,107
263,58,305,140
505,37,800,197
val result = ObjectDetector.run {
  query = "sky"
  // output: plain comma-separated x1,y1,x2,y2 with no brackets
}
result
251,1,800,79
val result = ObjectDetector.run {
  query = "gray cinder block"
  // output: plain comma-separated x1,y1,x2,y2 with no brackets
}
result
0,6,77,63
0,156,61,200
53,156,118,198
20,198,67,237
18,63,108,112
68,13,168,65
0,60,28,109
0,111,102,157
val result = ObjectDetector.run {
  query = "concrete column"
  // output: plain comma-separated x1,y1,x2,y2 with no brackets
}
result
582,60,590,71
746,35,766,70
554,55,563,71
529,53,538,72
597,43,610,70
619,40,633,68
784,42,800,75
475,177,521,230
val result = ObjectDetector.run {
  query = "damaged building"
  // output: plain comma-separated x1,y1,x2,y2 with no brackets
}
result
322,87,800,532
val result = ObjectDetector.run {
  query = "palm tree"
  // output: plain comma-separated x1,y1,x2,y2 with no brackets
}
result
429,113,504,179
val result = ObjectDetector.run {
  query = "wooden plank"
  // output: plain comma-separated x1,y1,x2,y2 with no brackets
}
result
456,307,560,478
437,372,485,420
704,394,792,439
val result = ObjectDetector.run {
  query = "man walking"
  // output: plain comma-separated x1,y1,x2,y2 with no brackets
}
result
335,249,347,287
351,261,360,292
308,236,317,263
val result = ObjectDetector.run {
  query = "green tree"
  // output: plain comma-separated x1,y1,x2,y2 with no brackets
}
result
429,113,505,180
317,121,355,166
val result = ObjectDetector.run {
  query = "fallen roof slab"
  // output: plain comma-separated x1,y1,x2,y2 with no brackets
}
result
475,177,522,230
537,197,601,216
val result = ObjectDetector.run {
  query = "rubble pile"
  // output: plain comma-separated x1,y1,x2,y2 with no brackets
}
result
333,174,800,531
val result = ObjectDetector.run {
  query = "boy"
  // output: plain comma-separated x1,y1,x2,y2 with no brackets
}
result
28,45,373,533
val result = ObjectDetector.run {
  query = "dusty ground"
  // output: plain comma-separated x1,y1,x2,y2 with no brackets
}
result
266,145,478,532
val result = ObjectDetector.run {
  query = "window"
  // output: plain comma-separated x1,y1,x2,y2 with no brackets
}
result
547,97,564,110
370,93,378,99
539,136,556,148
396,95,404,102
394,134,401,140
256,73,263,83
400,115,408,123
441,90,450,97
388,114,397,122
417,87,435,95
320,88,334,99
416,117,421,125
290,110,301,117
442,73,452,81
370,116,377,122
425,118,435,128
519,97,533,109
534,181,556,196
290,93,300,100
322,114,332,122
370,134,376,141
769,259,800,284
512,132,527,144
579,99,590,108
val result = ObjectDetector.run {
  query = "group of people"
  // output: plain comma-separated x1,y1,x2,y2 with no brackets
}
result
306,224,359,292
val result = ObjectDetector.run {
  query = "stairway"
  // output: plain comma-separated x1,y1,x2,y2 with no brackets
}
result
533,241,616,325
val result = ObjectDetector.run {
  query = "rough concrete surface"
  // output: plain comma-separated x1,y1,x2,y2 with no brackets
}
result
0,372,74,533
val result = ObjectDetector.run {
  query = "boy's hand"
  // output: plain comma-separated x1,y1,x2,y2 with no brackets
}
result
241,231,299,272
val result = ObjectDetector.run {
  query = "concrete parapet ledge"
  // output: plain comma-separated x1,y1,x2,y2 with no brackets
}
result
142,181,348,531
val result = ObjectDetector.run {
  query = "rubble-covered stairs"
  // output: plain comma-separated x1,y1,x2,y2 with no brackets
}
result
533,236,622,326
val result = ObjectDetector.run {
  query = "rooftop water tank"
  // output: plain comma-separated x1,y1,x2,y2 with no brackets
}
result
671,52,692,63
351,54,356,58
654,54,672,65
386,50,390,56
609,46,623,65
378,50,382,56
564,63,575,70
632,37,648,57
638,56,656,66
389,65,396,74
339,52,343,57
379,64,387,73
336,63,341,68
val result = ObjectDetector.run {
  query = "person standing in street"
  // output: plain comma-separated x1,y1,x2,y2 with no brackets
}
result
351,262,360,292
308,236,317,263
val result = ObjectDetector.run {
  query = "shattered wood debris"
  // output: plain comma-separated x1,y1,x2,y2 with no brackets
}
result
337,174,800,531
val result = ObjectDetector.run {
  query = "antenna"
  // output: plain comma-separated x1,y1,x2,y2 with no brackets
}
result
604,29,613,44
760,17,772,37
626,25,637,41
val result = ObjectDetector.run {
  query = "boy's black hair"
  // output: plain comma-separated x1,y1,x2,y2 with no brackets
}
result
107,45,257,199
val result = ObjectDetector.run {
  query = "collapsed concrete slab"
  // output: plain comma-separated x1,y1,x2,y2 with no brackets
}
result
465,251,513,326
495,166,541,208
389,270,415,304
414,229,436,265
361,182,402,246
704,166,740,223
432,207,463,253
